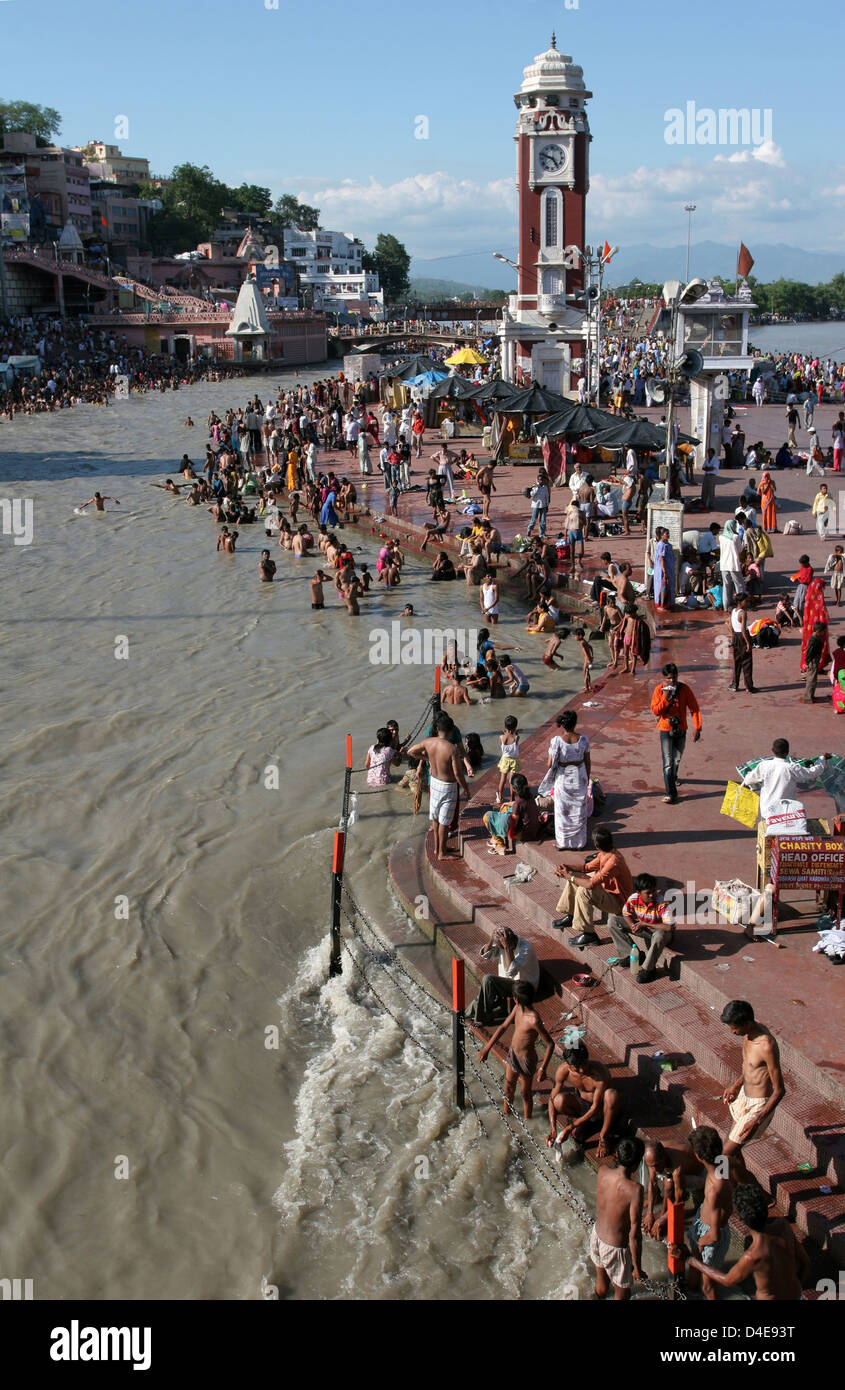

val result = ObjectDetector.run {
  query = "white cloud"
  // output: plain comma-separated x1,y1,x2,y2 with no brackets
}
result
715,140,785,167
273,155,839,262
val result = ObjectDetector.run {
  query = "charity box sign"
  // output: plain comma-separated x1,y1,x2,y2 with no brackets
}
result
769,837,845,890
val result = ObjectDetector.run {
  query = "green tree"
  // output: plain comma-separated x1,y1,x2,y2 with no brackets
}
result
230,182,272,216
363,233,411,302
273,193,320,229
0,99,62,142
166,162,227,229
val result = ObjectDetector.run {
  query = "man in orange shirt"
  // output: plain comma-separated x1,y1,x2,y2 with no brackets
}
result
411,408,426,458
552,827,634,947
650,662,702,806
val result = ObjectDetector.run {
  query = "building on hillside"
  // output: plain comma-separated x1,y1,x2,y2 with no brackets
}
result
282,226,383,318
0,132,92,236
74,142,151,189
498,35,592,394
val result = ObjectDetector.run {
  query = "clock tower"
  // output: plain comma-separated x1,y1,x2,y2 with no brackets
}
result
499,35,592,394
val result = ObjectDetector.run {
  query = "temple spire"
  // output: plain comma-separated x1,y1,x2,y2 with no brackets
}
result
550,31,557,49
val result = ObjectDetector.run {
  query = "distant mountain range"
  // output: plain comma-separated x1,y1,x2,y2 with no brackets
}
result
410,243,845,294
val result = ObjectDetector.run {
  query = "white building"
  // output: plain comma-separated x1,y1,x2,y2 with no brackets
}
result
282,227,383,318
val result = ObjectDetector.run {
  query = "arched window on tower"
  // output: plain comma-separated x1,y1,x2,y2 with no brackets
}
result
542,188,563,253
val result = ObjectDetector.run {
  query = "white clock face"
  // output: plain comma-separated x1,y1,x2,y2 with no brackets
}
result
538,142,567,174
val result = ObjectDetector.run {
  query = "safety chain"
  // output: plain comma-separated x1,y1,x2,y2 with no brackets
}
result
340,901,452,1039
339,936,448,1075
335,887,680,1298
341,888,453,1029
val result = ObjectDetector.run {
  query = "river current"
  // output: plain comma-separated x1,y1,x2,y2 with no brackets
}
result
0,366,652,1300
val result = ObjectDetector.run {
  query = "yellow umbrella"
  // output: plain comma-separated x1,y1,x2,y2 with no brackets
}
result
444,348,487,365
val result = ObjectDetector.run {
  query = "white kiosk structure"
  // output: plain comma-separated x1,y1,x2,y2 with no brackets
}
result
675,279,756,467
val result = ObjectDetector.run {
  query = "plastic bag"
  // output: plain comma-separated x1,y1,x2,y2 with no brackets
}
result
720,780,760,829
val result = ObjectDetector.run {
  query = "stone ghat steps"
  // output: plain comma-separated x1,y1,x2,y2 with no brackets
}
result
459,790,845,1108
419,837,845,1260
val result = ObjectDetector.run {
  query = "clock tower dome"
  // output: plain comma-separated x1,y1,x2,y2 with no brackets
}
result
499,35,592,394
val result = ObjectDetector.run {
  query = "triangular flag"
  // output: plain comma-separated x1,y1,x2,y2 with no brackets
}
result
737,243,754,278
601,240,613,264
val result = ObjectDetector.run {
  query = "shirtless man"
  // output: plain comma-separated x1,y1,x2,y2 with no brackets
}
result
441,672,474,707
217,527,237,554
342,575,361,616
669,1126,734,1299
478,982,555,1120
78,491,120,512
310,570,327,609
642,1137,705,1239
720,1000,785,1183
476,462,496,519
407,715,469,860
687,1182,808,1301
259,549,277,582
590,1136,645,1300
547,1042,622,1159
292,526,312,557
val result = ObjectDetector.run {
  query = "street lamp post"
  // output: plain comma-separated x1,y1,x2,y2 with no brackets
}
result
684,205,696,283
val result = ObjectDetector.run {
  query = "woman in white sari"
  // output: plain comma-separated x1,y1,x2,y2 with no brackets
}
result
544,710,591,850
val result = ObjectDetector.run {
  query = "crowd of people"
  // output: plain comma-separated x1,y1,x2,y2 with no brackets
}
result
0,313,242,417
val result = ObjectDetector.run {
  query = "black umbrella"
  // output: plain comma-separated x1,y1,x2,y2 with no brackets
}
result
490,382,572,415
581,418,699,450
384,355,445,381
428,374,483,401
475,377,522,404
535,403,618,437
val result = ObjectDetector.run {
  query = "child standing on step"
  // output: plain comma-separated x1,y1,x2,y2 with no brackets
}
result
496,715,520,804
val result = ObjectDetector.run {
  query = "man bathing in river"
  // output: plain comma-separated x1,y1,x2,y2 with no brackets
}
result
547,1042,622,1159
590,1136,645,1300
720,999,785,1184
686,1182,808,1301
78,491,120,511
478,982,554,1120
642,1136,705,1239
407,714,469,860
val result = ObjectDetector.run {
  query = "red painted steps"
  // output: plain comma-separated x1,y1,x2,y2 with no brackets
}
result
417,831,845,1261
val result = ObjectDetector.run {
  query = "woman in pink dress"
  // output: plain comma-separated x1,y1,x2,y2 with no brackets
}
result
365,727,400,787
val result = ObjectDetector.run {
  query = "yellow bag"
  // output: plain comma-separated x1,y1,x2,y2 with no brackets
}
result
720,780,760,829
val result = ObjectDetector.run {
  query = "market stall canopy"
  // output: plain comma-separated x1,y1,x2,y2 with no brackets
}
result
581,418,699,449
475,377,523,405
383,355,445,381
490,382,572,415
405,370,449,388
428,374,484,400
534,404,618,438
444,347,487,365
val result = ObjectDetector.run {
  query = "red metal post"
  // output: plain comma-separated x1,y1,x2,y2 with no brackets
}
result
666,1198,685,1294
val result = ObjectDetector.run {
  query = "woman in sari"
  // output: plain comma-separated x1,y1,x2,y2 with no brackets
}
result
653,527,676,609
800,576,831,672
757,471,777,533
544,710,591,851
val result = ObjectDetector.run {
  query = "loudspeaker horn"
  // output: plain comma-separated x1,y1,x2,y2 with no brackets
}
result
646,376,666,405
678,348,704,379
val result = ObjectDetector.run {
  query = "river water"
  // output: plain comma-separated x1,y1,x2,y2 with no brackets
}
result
1,367,675,1301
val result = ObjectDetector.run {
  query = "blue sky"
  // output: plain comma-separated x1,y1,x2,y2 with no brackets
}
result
3,0,842,276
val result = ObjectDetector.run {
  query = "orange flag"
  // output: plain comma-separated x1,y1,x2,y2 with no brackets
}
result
737,243,754,278
601,240,613,264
